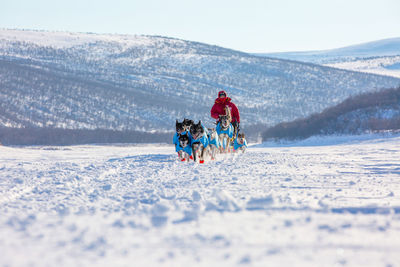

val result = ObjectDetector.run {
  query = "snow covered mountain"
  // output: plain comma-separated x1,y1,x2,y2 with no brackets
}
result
260,37,400,78
1,29,400,133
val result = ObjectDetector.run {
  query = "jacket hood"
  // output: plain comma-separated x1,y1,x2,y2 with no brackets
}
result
218,90,227,97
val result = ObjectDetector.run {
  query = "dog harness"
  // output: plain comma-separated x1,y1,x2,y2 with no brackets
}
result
216,122,234,138
175,142,193,155
173,131,190,145
233,138,248,150
208,134,221,148
190,133,209,148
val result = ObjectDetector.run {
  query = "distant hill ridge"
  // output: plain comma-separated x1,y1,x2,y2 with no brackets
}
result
257,37,400,78
258,37,400,63
1,29,400,138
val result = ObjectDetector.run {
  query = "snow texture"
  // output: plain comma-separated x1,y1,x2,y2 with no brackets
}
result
1,135,400,266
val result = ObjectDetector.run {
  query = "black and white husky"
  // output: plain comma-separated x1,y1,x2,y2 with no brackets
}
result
177,132,191,162
190,121,209,163
182,118,194,133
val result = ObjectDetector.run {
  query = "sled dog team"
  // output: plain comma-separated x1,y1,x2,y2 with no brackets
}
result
173,118,247,163
173,90,247,163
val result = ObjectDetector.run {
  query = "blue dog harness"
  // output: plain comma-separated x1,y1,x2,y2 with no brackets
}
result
173,131,190,145
216,122,234,138
233,139,248,150
190,126,209,148
175,142,193,155
173,133,179,145
208,134,221,148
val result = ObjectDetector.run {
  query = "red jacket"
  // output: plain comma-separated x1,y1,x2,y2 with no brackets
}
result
211,92,240,123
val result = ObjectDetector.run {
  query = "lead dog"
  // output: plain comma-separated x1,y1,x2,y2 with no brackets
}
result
190,121,209,163
173,119,185,151
177,132,192,162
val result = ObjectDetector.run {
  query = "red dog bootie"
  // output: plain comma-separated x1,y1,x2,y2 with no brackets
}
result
181,158,186,162
199,160,204,164
190,155,193,160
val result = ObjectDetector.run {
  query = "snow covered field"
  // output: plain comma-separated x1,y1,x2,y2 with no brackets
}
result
1,135,400,266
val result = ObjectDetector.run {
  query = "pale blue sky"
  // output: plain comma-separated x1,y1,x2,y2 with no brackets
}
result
1,0,399,52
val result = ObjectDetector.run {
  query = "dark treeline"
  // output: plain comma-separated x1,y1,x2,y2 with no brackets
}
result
262,86,400,141
0,127,171,146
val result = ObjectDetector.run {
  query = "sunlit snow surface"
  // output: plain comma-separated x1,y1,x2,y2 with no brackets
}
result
1,135,400,266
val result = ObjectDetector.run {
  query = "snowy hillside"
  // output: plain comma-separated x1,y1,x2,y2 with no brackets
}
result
262,87,400,141
325,55,400,78
1,135,400,266
1,29,400,133
260,37,400,78
260,37,400,64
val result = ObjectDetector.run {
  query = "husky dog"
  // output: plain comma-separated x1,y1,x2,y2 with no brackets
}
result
207,128,220,160
182,118,194,132
177,132,192,161
190,121,209,163
233,132,248,153
176,119,185,133
217,114,234,153
173,119,186,150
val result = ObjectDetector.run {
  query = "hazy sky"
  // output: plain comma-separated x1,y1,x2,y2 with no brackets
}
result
1,0,399,52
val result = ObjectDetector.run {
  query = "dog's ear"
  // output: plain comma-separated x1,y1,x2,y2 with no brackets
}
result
198,120,201,125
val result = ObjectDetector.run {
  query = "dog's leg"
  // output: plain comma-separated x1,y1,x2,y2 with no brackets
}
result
209,145,213,159
208,144,215,160
192,146,197,162
199,144,208,163
212,146,218,160
219,134,229,153
178,150,185,161
218,134,224,152
222,136,227,153
192,143,199,162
